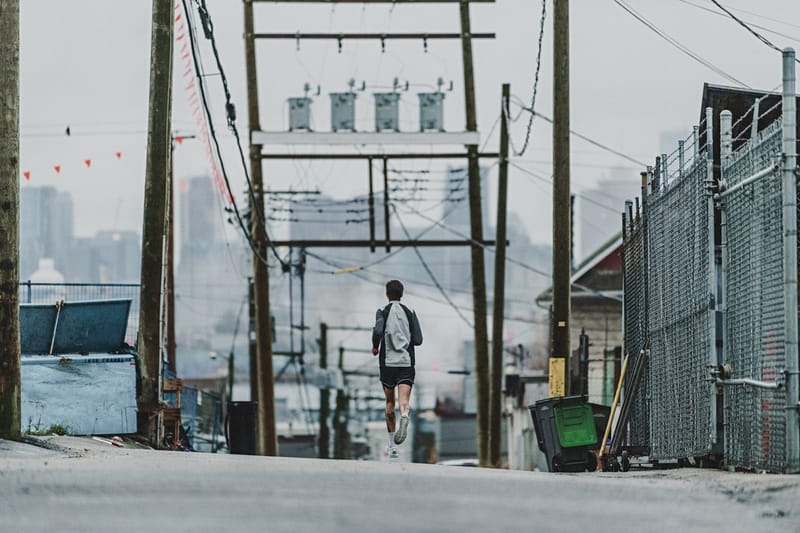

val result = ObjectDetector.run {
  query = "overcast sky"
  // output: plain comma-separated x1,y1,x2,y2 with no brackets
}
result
18,0,800,248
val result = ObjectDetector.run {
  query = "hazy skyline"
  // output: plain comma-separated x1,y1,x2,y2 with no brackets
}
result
18,1,800,251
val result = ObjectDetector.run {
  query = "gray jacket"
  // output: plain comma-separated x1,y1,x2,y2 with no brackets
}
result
372,301,423,368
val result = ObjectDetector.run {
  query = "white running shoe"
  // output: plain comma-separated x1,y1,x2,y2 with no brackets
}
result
384,444,399,458
394,415,409,445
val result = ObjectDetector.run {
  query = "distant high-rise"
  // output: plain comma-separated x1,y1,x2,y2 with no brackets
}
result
578,177,636,262
179,176,224,251
19,186,74,280
68,231,141,283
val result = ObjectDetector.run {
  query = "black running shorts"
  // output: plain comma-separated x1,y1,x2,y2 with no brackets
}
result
380,366,415,389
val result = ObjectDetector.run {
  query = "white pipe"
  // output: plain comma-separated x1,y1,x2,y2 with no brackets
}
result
717,164,778,199
716,378,781,389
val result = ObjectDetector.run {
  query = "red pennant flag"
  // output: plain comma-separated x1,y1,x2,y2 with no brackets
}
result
84,159,92,168
54,165,61,174
115,152,122,159
175,136,184,144
23,171,30,181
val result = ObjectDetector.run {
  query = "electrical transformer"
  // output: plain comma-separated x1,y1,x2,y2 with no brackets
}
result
330,92,357,132
374,92,401,132
288,96,312,131
418,92,445,132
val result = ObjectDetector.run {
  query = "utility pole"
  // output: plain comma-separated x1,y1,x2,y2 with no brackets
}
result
244,0,277,456
166,134,197,376
318,322,330,459
333,346,350,459
138,0,174,446
459,0,491,467
244,0,494,462
551,0,571,396
489,83,510,467
0,0,20,441
248,277,257,401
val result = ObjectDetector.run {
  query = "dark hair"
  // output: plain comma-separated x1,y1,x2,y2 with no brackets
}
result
386,279,404,300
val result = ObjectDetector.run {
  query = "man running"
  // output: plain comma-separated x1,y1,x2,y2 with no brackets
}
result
372,280,423,458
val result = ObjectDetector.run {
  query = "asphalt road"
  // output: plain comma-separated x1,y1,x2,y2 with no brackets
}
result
1,437,799,533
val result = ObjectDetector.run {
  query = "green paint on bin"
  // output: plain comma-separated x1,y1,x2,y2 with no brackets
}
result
553,402,597,448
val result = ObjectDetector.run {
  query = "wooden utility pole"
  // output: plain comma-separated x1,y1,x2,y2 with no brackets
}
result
166,140,177,376
459,0,491,467
333,346,349,459
137,0,173,445
244,0,277,456
318,322,330,459
551,0,571,395
248,277,258,401
489,83,510,467
0,0,20,441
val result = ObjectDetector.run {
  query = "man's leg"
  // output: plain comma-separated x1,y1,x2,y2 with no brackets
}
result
383,385,396,433
383,385,398,457
397,383,412,417
394,383,412,445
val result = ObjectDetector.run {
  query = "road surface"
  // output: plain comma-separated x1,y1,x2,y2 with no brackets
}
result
1,437,798,532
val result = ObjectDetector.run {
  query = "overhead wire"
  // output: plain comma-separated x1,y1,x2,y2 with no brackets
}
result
181,0,270,265
612,0,750,88
675,0,800,46
189,0,288,268
508,0,547,156
509,97,649,167
392,204,473,327
708,0,800,62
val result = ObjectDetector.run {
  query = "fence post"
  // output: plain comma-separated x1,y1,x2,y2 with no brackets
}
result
719,110,733,451
781,48,799,474
705,107,717,447
678,140,685,180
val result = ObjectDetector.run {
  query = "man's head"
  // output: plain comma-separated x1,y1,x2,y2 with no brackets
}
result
386,279,404,301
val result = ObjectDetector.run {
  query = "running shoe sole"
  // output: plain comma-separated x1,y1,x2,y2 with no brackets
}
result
394,415,409,445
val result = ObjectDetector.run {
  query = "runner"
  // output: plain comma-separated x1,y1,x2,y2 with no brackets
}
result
371,280,423,458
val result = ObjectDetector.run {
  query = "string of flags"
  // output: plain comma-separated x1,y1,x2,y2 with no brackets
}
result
22,146,123,181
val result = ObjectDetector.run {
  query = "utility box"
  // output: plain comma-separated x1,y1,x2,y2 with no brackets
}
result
288,97,312,131
374,93,401,132
330,92,357,132
418,92,445,132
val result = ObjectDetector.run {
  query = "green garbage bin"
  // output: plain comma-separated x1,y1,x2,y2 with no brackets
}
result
529,395,598,472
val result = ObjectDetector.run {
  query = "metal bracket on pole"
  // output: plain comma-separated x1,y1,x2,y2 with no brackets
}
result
716,163,779,200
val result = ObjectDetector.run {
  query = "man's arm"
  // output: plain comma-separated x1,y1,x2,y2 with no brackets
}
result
410,310,423,346
372,308,385,355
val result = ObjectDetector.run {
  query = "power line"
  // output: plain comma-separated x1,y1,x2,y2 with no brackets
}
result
509,0,547,156
180,0,269,265
393,205,473,327
675,0,800,46
509,161,621,215
709,0,800,62
183,0,288,268
612,0,750,88
509,98,649,167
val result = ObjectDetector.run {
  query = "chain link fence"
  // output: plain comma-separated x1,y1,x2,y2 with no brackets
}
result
622,201,649,450
623,97,799,471
645,133,715,462
720,118,788,472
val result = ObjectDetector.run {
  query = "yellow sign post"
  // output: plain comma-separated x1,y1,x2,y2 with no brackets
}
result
549,357,565,397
